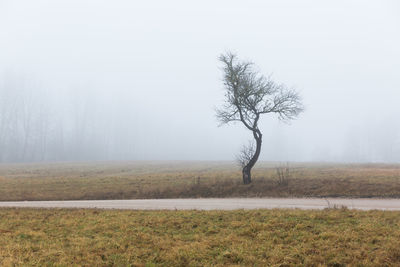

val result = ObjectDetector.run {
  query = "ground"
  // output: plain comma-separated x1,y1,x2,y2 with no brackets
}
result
0,161,399,201
1,162,400,266
0,208,400,266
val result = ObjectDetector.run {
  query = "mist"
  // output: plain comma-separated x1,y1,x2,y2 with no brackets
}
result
0,0,399,163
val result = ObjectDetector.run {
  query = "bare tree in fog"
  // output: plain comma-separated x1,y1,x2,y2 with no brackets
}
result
216,52,304,184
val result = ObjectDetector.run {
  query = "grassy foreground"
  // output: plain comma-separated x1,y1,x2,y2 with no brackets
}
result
0,161,400,201
1,208,400,266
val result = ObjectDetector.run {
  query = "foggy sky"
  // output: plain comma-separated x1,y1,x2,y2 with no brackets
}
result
0,0,399,162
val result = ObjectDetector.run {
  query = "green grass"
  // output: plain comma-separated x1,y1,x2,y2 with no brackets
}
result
0,208,400,266
0,161,400,201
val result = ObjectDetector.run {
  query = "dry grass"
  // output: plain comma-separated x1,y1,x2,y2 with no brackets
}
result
0,208,400,266
0,161,400,201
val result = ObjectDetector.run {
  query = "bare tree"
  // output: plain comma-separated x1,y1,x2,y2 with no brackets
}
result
216,52,304,184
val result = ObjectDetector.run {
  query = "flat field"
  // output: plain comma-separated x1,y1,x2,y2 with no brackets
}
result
1,208,399,266
0,161,400,201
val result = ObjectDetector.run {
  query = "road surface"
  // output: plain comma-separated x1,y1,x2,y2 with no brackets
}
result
0,198,400,210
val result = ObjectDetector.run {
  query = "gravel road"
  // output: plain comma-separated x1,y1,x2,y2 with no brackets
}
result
1,198,400,210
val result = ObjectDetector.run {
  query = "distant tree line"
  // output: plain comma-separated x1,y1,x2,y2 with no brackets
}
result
0,75,136,162
0,72,399,164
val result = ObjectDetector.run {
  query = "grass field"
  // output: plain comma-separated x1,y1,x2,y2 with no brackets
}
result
0,161,400,201
0,208,399,266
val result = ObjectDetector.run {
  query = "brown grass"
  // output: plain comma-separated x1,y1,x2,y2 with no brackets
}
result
1,208,400,266
0,161,399,201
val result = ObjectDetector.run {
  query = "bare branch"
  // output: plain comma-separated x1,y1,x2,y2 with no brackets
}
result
236,141,255,168
262,85,304,122
216,52,304,127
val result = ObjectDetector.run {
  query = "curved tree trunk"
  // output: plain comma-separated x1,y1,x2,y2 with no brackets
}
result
242,130,262,184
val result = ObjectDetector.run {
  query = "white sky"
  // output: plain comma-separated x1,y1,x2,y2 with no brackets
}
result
0,0,399,162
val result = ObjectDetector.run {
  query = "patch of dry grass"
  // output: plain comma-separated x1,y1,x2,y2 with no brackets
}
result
0,208,400,266
0,161,399,201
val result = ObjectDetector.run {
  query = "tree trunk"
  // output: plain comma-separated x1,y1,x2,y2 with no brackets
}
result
242,166,252,184
242,130,262,184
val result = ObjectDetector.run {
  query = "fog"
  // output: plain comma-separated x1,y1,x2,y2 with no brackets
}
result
0,0,399,163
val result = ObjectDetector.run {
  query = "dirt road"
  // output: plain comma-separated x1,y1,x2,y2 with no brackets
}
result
1,198,400,210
